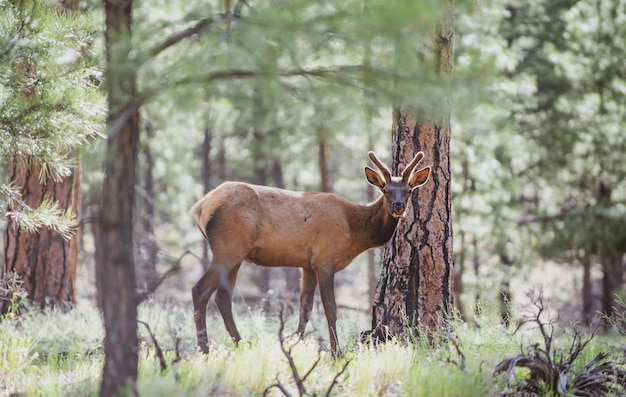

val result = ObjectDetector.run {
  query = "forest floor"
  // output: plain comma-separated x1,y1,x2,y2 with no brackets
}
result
1,247,622,396
1,290,625,397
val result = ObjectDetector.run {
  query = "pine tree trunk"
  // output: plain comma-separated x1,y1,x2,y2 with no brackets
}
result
371,111,454,338
318,133,330,193
602,253,624,321
251,129,272,296
367,183,377,312
273,159,300,294
2,0,80,315
201,128,212,269
581,256,593,323
97,0,139,395
370,1,455,338
136,122,158,287
2,158,79,313
453,229,466,321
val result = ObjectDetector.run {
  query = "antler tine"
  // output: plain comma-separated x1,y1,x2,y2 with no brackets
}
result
367,151,392,182
401,152,425,183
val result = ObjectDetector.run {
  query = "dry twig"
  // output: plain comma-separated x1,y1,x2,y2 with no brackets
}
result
136,249,201,304
263,304,350,396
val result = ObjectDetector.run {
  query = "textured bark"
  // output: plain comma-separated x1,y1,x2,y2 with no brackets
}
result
370,1,455,338
2,158,79,313
371,112,454,338
96,0,139,395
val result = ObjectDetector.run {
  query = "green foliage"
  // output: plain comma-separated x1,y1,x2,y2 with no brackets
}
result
114,0,465,246
0,305,103,396
449,0,626,317
0,1,105,234
499,0,626,260
2,184,77,239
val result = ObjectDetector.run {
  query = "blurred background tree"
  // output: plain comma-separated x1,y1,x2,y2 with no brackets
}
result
499,0,626,324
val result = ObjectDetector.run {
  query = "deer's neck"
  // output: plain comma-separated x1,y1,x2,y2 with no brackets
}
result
350,196,399,250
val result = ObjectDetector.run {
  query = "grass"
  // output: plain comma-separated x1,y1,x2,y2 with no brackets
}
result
1,300,624,397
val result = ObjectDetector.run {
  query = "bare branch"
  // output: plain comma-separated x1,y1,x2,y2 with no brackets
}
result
301,349,323,383
275,305,308,396
262,381,292,397
325,358,350,397
135,250,196,304
138,320,167,373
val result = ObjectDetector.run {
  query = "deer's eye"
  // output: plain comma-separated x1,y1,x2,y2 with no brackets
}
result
381,188,388,194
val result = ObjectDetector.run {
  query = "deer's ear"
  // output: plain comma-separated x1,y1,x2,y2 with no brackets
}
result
408,166,431,189
365,166,386,189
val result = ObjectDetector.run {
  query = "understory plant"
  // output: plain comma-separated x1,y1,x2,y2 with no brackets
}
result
494,291,626,396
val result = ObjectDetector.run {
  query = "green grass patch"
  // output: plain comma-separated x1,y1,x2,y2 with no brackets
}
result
1,301,624,396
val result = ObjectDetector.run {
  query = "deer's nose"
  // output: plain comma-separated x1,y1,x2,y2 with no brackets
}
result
392,202,404,212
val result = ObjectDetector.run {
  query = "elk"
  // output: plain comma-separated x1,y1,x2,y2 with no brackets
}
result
190,151,430,354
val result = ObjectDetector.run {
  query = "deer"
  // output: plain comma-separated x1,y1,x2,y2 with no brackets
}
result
189,151,431,354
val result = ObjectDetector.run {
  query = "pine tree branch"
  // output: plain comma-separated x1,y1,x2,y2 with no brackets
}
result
148,0,250,57
149,17,217,57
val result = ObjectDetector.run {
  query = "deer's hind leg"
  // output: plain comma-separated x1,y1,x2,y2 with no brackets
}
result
192,259,239,353
214,263,242,343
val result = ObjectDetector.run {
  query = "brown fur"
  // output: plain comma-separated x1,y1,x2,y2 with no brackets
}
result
190,152,430,354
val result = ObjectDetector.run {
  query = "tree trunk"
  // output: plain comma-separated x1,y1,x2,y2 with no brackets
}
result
581,256,593,323
273,159,300,294
2,158,79,314
472,236,481,317
370,110,454,339
201,128,212,269
453,229,466,321
370,1,455,339
136,122,158,287
251,129,272,296
318,132,330,193
217,138,227,182
602,253,624,321
367,183,377,312
96,0,139,395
